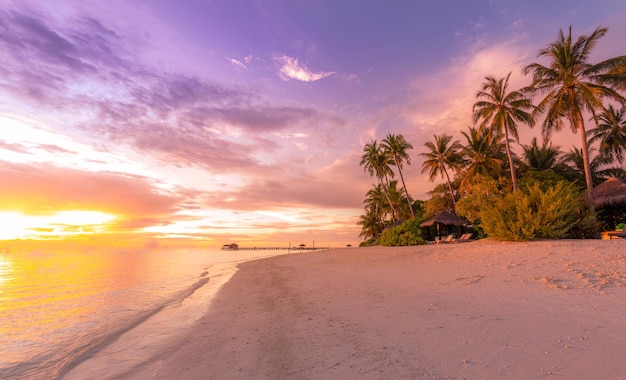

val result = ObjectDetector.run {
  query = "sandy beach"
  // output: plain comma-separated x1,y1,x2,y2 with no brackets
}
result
76,240,626,379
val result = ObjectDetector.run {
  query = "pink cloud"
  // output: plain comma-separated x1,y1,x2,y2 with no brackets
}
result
274,54,335,82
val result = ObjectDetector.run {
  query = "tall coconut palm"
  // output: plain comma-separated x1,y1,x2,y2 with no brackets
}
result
589,105,626,164
523,26,626,200
360,140,397,220
459,126,506,190
473,73,533,191
420,134,462,210
381,133,415,218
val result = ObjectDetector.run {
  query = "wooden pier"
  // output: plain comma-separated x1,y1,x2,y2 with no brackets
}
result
221,246,330,251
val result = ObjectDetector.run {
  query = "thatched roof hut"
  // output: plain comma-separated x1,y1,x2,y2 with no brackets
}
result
420,211,468,228
591,177,626,208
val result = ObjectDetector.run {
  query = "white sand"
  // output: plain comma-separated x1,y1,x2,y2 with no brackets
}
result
73,240,626,379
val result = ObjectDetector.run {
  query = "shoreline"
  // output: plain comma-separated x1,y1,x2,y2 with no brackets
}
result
69,240,626,379
62,249,294,380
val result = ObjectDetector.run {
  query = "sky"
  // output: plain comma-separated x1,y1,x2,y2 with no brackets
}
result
1,0,626,247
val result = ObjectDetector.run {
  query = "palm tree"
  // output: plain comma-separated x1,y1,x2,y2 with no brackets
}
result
420,134,462,210
363,183,389,225
521,137,564,172
523,26,626,200
357,208,385,240
459,126,505,191
589,105,626,164
561,146,626,188
360,140,397,220
381,133,415,218
473,73,533,191
386,180,413,221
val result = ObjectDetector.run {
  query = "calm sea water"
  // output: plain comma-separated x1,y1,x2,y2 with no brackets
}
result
0,245,286,379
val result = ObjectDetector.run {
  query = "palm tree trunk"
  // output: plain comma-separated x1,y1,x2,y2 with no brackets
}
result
381,174,397,221
503,128,518,191
443,166,456,210
579,121,599,238
395,158,415,219
579,125,594,196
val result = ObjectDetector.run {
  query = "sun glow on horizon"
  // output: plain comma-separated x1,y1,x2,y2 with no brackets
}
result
0,211,116,240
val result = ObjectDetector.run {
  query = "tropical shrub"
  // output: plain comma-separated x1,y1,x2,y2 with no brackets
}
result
474,181,584,241
359,238,377,247
378,218,427,246
518,170,569,191
455,175,504,224
422,182,455,219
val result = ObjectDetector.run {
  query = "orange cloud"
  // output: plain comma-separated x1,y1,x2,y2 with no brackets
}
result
0,162,180,218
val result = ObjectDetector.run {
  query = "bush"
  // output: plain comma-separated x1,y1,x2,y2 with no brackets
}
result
359,238,378,247
456,175,503,225
476,182,584,241
617,223,625,230
457,178,590,241
378,218,427,246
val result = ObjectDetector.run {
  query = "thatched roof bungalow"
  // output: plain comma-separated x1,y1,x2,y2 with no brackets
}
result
591,177,626,208
420,211,468,228
420,211,469,239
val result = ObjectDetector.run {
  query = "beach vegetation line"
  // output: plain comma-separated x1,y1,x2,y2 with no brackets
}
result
358,25,626,243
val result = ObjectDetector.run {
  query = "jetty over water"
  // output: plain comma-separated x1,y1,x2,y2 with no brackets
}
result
221,245,331,251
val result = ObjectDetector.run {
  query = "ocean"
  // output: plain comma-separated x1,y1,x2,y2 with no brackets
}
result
0,245,288,379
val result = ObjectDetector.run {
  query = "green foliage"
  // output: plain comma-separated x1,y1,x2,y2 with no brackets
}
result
617,223,626,230
359,238,378,247
378,218,427,246
472,181,584,241
422,182,455,219
518,170,568,191
455,175,504,224
412,199,426,221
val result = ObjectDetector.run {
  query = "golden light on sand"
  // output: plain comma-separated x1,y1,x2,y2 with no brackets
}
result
0,211,116,240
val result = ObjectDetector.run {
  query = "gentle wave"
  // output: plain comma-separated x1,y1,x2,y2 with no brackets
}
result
0,246,291,380
57,274,211,379
0,248,224,380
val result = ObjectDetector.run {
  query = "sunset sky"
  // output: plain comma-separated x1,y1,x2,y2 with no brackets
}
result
1,0,626,246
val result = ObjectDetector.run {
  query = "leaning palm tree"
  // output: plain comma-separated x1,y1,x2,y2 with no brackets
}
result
459,126,506,191
381,133,415,218
523,26,626,200
360,140,397,220
420,134,462,210
589,104,626,164
473,73,533,191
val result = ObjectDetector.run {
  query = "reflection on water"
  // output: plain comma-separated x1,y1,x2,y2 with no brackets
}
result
1,249,117,375
0,254,14,298
0,245,230,379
